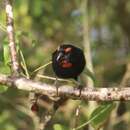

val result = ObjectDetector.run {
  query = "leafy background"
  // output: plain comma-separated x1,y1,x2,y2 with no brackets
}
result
0,0,130,130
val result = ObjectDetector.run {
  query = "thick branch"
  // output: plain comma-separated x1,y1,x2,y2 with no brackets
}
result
5,0,20,75
0,74,130,101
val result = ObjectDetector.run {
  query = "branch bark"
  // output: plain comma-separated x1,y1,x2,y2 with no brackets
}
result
5,0,20,75
0,74,130,101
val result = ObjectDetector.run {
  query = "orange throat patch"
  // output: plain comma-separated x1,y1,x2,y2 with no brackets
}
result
60,60,73,68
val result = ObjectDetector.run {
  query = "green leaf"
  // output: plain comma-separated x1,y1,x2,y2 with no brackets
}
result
90,103,116,129
0,85,8,93
53,124,62,130
0,63,11,74
3,40,11,65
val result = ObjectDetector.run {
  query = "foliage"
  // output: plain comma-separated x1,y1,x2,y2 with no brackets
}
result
90,103,115,129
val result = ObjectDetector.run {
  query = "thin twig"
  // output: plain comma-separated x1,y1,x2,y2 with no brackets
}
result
5,0,20,75
32,61,52,74
20,50,30,79
37,74,78,85
0,23,6,32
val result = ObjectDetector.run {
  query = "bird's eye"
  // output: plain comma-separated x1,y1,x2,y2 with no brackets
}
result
64,47,72,53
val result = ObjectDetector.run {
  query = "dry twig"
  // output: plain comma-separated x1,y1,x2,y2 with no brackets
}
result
5,0,20,75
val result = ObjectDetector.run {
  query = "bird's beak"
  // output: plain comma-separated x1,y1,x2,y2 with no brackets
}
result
56,52,63,61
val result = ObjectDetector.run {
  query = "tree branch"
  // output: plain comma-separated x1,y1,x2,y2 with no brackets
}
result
5,0,20,75
81,0,94,87
0,74,130,101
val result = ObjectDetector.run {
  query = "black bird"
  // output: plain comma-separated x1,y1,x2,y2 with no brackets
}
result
52,44,86,81
52,44,86,111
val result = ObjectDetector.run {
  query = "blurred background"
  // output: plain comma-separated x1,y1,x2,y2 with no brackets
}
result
0,0,130,130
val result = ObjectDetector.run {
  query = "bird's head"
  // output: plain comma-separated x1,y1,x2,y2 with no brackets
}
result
55,44,74,68
52,44,86,80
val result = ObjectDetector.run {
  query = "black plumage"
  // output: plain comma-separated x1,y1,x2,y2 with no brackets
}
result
52,44,86,80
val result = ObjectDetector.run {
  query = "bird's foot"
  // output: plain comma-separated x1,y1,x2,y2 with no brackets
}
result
77,85,83,97
51,77,60,101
